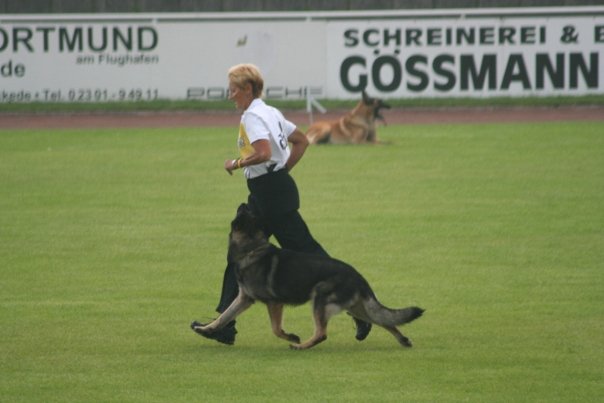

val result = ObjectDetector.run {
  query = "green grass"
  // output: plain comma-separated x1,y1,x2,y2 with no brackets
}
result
1,121,603,402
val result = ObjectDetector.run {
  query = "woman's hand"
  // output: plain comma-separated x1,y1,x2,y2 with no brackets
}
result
224,159,237,175
224,140,272,175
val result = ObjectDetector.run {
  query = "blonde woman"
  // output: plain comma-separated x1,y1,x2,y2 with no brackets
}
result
191,64,371,345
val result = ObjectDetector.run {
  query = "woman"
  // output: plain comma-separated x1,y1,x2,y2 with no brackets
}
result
191,63,371,345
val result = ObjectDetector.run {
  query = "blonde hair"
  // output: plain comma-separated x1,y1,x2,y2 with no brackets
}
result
228,63,264,98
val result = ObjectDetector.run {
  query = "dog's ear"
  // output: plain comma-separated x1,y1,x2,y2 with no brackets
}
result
231,204,267,241
233,203,249,229
235,203,253,222
374,99,390,124
362,90,370,104
236,203,250,215
232,203,260,232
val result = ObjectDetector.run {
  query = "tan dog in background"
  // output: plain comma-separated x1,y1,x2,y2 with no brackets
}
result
306,91,390,144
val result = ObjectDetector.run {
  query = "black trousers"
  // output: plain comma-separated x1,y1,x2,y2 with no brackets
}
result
215,170,329,313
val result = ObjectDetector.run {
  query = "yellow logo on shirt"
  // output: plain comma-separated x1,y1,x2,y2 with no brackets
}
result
238,123,256,159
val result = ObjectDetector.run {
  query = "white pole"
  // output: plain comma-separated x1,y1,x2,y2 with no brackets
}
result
306,86,326,125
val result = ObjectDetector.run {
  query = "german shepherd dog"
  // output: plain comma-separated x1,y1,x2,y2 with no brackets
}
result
305,91,390,145
192,204,424,350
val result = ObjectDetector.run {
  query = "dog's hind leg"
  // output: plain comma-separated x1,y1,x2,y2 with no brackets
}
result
289,307,329,350
290,289,342,350
382,326,413,347
267,303,300,344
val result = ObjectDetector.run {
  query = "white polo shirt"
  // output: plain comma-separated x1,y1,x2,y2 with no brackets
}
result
237,98,296,179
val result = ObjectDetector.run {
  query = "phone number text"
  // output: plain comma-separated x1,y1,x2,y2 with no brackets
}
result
1,88,160,103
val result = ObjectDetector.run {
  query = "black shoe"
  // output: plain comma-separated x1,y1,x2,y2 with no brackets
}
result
191,320,237,345
353,318,372,341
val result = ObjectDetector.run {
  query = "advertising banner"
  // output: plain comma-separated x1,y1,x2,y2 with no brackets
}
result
1,8,603,102
0,15,325,102
327,15,604,98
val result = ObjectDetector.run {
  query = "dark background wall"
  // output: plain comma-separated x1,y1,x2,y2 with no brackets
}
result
1,0,602,14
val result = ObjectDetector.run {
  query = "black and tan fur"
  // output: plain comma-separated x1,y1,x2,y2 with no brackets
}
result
305,91,390,145
193,204,424,350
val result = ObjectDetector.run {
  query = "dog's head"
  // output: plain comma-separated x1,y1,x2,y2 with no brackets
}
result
362,90,390,123
229,203,267,246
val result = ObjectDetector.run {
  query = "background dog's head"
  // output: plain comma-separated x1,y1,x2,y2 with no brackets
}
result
362,90,390,123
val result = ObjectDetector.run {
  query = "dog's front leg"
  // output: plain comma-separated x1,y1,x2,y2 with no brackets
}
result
266,303,300,344
366,128,377,143
203,290,254,332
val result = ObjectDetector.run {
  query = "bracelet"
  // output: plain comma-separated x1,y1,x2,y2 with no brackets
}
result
231,159,238,169
237,158,243,168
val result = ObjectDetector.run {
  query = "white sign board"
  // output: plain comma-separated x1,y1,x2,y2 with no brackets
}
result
1,8,603,102
326,16,604,98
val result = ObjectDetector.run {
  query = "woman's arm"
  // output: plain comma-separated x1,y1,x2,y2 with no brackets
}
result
285,129,309,172
224,139,271,175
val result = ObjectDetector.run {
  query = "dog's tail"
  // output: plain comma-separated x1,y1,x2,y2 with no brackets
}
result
362,298,424,327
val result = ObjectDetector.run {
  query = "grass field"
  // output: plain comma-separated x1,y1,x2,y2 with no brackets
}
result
1,121,603,402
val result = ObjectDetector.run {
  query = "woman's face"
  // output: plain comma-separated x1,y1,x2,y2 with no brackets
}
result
228,80,253,110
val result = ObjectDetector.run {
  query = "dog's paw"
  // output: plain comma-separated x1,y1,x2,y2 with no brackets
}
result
286,333,301,344
190,320,205,330
289,335,327,350
190,321,212,335
400,337,413,348
191,321,236,345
